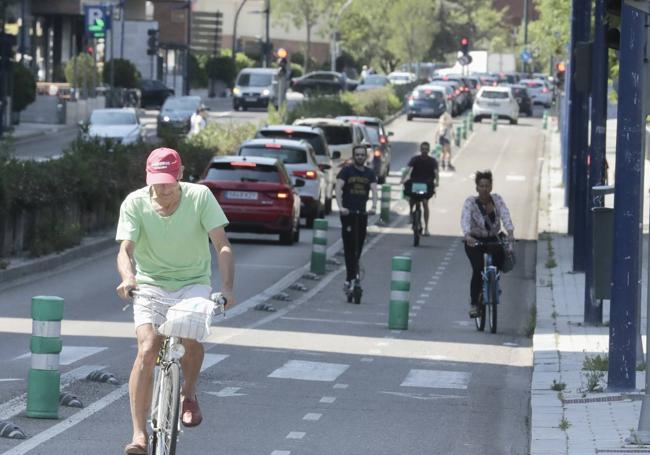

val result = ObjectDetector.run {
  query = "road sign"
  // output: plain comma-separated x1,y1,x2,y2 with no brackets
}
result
457,54,472,66
84,5,111,38
520,50,532,63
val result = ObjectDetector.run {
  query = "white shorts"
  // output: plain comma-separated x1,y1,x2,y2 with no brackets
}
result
133,283,212,329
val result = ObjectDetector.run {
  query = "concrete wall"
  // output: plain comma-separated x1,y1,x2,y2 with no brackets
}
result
109,19,159,81
65,96,106,125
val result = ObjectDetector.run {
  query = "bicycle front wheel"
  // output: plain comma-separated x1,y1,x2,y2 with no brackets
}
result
152,363,181,455
413,207,421,247
488,274,498,333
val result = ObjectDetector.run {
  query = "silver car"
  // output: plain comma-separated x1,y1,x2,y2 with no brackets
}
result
87,108,143,144
237,138,327,228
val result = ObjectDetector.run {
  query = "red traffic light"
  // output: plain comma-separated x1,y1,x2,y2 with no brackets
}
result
460,37,469,46
556,62,566,73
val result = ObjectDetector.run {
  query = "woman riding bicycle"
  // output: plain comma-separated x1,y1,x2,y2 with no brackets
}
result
461,170,514,318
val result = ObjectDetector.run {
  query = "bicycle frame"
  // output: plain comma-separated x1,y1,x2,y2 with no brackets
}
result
481,253,501,306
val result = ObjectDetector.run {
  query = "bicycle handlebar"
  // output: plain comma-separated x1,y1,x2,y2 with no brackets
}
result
125,289,227,315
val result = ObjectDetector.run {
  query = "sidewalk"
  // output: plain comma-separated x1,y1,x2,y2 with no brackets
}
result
5,122,76,142
531,118,649,454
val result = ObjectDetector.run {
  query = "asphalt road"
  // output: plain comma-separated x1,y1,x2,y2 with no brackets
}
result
0,107,544,455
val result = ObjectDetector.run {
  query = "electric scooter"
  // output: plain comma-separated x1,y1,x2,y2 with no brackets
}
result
344,210,366,304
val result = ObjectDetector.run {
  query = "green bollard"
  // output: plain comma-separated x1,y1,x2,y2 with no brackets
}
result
491,113,498,131
380,184,391,224
433,144,442,159
388,256,411,330
310,219,328,274
462,120,468,139
455,126,461,147
543,110,548,130
468,114,473,132
27,296,64,419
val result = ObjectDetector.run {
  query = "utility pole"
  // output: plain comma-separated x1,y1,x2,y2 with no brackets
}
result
331,0,354,72
608,4,645,392
184,0,191,95
232,0,248,61
522,0,529,74
264,0,270,68
567,0,591,272
119,0,125,59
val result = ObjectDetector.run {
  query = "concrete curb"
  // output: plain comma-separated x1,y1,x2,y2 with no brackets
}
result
9,124,77,144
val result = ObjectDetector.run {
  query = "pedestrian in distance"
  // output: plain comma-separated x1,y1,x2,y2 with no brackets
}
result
335,145,378,296
401,141,439,236
189,107,206,137
460,170,514,318
115,147,235,454
437,112,456,171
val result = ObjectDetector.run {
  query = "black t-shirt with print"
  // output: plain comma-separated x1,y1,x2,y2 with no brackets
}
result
408,154,438,182
337,164,377,212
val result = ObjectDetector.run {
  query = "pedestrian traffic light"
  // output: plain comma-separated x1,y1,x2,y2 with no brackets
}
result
605,0,621,49
460,37,470,56
147,29,159,56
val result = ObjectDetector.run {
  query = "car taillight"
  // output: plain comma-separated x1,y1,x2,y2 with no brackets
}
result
379,135,387,144
455,89,460,95
542,87,549,93
276,192,289,199
373,149,382,158
265,143,282,149
293,170,317,179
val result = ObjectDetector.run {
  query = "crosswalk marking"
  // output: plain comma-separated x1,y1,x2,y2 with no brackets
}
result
401,369,470,390
268,360,349,382
14,346,107,365
201,353,229,372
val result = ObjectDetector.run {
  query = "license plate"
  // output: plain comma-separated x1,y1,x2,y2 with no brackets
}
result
225,191,258,200
421,108,434,114
245,97,257,102
488,102,499,107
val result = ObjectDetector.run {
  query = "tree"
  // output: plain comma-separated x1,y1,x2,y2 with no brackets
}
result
64,53,99,97
12,63,36,113
527,0,570,71
273,0,326,73
102,59,141,88
205,56,237,87
387,0,435,69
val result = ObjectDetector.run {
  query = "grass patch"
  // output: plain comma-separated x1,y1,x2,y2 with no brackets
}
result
584,370,605,392
582,354,608,371
559,417,571,431
551,379,566,391
545,258,557,268
526,305,537,338
0,259,8,270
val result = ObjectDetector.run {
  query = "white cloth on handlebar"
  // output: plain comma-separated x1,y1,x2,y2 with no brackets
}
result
157,297,215,341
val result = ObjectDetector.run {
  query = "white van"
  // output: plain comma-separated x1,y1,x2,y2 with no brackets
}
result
233,68,278,111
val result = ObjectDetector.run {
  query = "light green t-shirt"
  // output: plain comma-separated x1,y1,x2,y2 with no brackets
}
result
115,182,229,291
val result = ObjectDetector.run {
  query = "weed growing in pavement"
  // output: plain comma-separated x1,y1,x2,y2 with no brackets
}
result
557,391,565,401
526,305,537,338
546,258,557,268
0,259,8,270
551,379,566,391
637,362,646,372
551,310,558,319
583,354,609,371
539,232,551,241
584,370,605,392
559,417,571,431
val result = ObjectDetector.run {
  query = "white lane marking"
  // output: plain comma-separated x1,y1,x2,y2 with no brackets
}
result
492,136,512,173
319,396,336,403
14,346,107,365
333,383,348,389
271,451,291,455
413,306,421,310
401,369,471,390
286,432,306,439
0,364,105,421
416,300,425,304
424,355,448,361
454,321,471,327
391,330,402,334
303,413,322,421
380,391,464,400
0,379,21,382
268,360,349,382
201,353,229,372
503,342,520,347
506,175,526,182
377,342,389,347
237,263,295,270
424,287,433,291
206,387,247,398
361,357,374,362
280,316,384,327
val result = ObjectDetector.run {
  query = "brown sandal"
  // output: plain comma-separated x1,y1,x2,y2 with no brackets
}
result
124,442,147,454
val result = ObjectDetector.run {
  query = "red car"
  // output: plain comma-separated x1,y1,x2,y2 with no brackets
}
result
199,155,303,245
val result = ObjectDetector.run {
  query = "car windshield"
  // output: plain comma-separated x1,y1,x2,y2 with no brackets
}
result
362,75,388,85
162,98,199,111
239,146,307,164
238,73,273,87
512,87,528,97
480,90,509,99
363,126,380,143
316,126,352,145
258,130,327,156
205,163,280,183
415,89,444,101
90,111,136,125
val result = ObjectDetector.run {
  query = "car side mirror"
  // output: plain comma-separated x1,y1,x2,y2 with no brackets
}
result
388,131,394,136
294,178,306,188
331,151,341,160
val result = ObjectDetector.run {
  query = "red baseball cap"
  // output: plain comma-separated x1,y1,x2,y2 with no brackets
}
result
146,148,182,185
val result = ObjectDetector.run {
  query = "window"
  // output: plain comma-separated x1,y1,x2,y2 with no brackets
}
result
90,111,137,125
239,146,307,164
238,73,273,87
317,126,352,145
480,90,509,99
205,163,281,183
162,97,200,111
258,130,328,156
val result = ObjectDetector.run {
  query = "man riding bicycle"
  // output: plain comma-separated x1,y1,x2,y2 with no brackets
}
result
335,145,378,296
115,147,235,455
402,141,439,236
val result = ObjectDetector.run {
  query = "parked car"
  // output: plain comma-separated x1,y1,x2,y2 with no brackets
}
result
520,79,553,108
138,79,174,109
388,71,417,85
199,155,302,245
356,75,391,91
290,71,357,95
509,84,534,117
337,116,394,183
255,124,337,213
292,117,364,164
232,67,278,111
157,96,204,137
472,86,519,124
237,138,327,228
430,76,473,110
428,80,465,115
86,108,143,144
405,85,449,121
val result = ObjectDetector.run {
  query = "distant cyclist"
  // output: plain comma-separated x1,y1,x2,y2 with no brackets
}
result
335,145,378,294
461,170,514,318
402,141,439,236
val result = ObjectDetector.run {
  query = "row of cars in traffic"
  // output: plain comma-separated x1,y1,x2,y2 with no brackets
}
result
405,72,555,124
198,116,394,244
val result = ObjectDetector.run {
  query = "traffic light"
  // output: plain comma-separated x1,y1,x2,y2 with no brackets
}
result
277,48,289,77
460,37,470,55
555,62,566,87
147,29,159,56
605,0,621,49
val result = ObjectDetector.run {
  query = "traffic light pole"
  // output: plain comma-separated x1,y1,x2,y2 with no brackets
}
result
184,0,191,95
608,3,646,392
567,0,591,272
584,0,608,324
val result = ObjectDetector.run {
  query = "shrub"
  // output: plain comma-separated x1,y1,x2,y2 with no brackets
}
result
289,63,303,78
341,87,401,120
205,56,238,87
64,53,99,90
102,59,141,88
286,96,355,123
189,53,208,88
12,63,36,112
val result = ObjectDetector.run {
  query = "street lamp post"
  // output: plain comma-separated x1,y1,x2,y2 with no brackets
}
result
232,0,249,61
184,0,191,95
330,0,354,72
